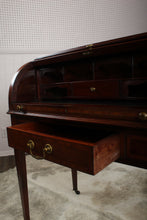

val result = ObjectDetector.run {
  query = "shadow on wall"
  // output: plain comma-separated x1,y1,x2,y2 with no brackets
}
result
0,155,16,172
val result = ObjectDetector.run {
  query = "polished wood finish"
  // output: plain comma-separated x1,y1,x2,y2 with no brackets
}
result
7,33,147,219
14,149,30,220
72,169,80,194
7,122,120,174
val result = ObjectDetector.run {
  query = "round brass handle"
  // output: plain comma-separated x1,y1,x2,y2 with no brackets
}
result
43,144,53,158
27,140,42,160
138,112,147,121
16,104,24,112
90,87,96,92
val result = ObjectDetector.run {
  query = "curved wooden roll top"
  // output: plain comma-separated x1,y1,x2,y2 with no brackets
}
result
8,33,147,129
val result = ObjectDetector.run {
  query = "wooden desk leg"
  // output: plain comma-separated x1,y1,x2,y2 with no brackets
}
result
71,169,80,194
14,149,30,220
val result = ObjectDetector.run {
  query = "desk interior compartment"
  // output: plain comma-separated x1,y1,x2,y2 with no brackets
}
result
7,122,120,175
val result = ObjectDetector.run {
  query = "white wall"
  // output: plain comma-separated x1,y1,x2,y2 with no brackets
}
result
1,0,147,53
0,0,147,156
0,54,47,156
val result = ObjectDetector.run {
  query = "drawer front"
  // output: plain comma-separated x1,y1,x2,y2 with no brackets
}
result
71,80,119,99
12,103,67,115
67,105,147,123
10,103,147,129
7,127,94,174
7,123,120,175
127,135,147,162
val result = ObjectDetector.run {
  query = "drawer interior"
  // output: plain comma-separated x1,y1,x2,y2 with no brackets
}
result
9,122,113,144
7,122,120,174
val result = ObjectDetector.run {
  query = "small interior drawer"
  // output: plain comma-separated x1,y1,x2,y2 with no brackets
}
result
71,80,120,99
7,122,120,175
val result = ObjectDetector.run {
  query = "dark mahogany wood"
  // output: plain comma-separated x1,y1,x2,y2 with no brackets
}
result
71,169,80,194
7,122,120,174
14,149,30,220
6,33,147,219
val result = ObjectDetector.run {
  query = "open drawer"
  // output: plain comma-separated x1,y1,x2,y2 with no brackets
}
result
7,122,120,175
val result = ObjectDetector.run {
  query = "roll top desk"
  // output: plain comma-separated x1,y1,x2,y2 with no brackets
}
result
7,33,147,219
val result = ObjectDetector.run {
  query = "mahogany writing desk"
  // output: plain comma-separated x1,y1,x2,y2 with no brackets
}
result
7,33,147,220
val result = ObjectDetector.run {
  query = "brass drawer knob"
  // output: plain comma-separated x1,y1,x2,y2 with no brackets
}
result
16,104,24,112
138,112,147,121
43,144,53,158
90,87,96,92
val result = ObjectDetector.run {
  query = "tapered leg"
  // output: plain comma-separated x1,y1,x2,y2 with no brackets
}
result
15,149,30,220
71,169,80,194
